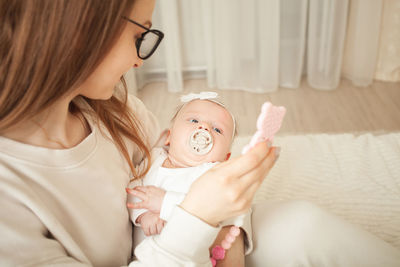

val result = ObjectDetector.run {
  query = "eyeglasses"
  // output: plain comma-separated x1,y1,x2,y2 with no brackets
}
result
123,16,164,60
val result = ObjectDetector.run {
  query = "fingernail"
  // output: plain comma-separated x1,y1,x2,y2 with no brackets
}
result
125,188,131,193
127,203,133,209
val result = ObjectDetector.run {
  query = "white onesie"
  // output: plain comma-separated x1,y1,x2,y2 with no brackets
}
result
128,147,253,253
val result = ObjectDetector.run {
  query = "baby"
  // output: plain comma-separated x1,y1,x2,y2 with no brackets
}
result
127,92,251,266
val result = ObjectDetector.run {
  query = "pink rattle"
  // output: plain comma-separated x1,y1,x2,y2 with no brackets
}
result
210,102,286,266
242,102,286,154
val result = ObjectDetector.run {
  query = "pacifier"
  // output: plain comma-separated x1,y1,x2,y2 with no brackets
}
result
189,129,213,155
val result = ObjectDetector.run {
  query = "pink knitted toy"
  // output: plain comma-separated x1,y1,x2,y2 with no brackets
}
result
210,102,286,266
242,102,286,154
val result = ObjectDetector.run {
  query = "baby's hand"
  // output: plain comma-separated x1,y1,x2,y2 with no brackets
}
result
126,185,166,213
137,211,166,236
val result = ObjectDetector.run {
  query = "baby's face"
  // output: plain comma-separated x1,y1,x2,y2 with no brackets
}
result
165,100,234,167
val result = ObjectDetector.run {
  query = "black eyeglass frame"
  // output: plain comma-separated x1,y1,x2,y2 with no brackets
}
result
123,16,164,60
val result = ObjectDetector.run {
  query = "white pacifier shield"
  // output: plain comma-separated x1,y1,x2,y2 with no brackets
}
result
189,129,213,155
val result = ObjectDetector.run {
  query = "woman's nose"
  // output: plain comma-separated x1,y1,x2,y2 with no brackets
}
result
133,58,144,68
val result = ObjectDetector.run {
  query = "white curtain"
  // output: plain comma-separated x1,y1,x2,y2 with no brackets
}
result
133,0,400,93
375,0,400,82
341,0,383,87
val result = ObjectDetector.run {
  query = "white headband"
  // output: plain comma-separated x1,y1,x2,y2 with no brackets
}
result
180,91,219,102
179,91,236,138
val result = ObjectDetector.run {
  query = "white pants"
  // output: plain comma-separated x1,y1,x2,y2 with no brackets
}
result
246,201,400,267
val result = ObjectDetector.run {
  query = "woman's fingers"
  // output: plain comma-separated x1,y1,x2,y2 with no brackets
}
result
238,146,279,189
180,141,280,226
215,141,272,178
234,147,280,211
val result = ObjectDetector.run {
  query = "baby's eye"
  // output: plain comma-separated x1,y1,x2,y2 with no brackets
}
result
213,127,222,134
190,119,199,123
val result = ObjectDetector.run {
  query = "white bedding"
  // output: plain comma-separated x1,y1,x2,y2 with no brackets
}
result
231,132,400,250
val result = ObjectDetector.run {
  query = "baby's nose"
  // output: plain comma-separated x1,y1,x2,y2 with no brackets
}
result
198,123,210,132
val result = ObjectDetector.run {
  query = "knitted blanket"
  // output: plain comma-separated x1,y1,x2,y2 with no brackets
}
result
231,133,400,250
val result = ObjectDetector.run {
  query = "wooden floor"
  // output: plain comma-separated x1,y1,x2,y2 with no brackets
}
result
138,78,400,136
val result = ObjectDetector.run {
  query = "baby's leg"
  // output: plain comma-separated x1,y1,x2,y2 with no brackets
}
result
246,200,400,267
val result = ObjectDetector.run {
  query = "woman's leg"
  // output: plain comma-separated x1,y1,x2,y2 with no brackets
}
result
246,201,400,267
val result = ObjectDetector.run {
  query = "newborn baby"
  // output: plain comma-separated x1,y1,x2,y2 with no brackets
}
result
127,92,252,266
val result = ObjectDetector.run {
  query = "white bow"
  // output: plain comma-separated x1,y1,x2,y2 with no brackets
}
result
180,91,218,103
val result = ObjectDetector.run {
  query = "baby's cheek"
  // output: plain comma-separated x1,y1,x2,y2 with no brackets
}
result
211,144,228,162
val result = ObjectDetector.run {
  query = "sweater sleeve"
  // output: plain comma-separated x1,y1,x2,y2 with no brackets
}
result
129,206,220,266
0,184,219,267
0,188,89,266
220,209,253,255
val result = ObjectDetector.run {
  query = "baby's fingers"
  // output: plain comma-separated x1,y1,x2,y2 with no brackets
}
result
150,223,158,236
127,201,145,210
143,226,151,236
156,220,164,234
126,188,147,201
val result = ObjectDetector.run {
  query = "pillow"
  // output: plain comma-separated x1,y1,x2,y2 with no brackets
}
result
232,133,400,250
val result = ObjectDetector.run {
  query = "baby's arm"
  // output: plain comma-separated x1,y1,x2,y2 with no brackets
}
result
127,185,186,222
127,185,166,214
127,186,167,235
127,181,148,226
127,186,187,237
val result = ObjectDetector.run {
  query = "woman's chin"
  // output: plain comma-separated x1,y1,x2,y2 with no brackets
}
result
80,89,115,101
98,89,115,100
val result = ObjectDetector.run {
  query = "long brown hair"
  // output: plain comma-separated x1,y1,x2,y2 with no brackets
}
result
0,0,150,178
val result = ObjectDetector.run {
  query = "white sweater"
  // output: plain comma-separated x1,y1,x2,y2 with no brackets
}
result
0,95,220,266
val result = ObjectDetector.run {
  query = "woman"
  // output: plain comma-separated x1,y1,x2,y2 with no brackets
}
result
1,0,399,266
0,0,276,265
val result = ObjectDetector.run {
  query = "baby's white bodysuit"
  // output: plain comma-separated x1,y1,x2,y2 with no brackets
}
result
128,147,253,254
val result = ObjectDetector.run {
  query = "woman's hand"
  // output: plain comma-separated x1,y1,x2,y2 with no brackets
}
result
180,141,279,226
126,186,166,214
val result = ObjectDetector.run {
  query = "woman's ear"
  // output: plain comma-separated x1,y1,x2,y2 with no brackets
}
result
164,129,171,146
225,152,231,161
